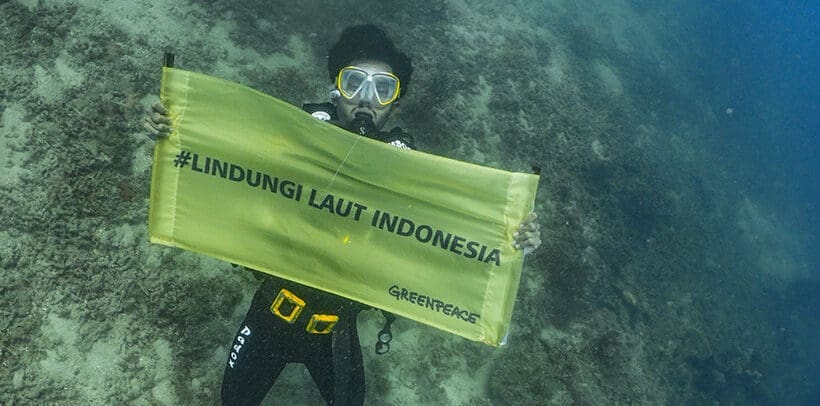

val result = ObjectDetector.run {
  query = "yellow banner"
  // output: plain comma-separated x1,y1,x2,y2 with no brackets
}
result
149,67,539,346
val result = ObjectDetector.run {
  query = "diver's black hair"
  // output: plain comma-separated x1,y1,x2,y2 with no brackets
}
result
327,24,413,98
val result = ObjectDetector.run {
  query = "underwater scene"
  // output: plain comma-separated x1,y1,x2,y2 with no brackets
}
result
0,0,817,404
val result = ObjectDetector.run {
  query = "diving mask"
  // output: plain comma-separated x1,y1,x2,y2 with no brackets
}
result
336,66,400,106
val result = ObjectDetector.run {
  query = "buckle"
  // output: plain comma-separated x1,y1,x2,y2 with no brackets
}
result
270,289,305,323
306,314,339,334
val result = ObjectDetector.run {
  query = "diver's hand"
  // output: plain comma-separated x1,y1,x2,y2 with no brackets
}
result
143,101,172,140
513,212,541,255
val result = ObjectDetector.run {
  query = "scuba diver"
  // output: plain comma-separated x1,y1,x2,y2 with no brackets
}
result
144,24,542,406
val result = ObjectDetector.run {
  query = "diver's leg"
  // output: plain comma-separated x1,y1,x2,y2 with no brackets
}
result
304,336,335,404
221,279,288,405
305,321,365,405
347,323,366,405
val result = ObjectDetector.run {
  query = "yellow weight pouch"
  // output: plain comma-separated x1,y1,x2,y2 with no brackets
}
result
306,314,339,335
270,289,305,323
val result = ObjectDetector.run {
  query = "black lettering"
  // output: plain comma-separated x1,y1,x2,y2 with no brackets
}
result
335,199,353,217
485,249,501,266
432,230,452,250
318,193,335,212
246,169,261,187
295,184,303,201
397,218,415,236
371,210,380,227
388,285,400,299
281,181,297,199
212,159,228,178
415,225,433,242
204,156,211,173
229,164,244,182
378,211,398,232
386,285,481,325
443,304,453,315
262,175,279,193
450,235,465,254
477,245,487,261
353,203,367,221
308,188,320,207
464,241,480,259
192,154,203,172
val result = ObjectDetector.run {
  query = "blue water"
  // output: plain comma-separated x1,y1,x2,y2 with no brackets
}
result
695,0,818,233
689,1,819,402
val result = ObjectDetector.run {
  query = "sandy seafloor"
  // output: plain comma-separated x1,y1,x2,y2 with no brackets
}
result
1,0,817,404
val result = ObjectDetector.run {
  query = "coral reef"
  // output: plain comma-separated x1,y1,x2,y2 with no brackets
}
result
0,0,814,404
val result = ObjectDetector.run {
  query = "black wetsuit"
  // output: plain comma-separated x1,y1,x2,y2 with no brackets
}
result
220,103,413,406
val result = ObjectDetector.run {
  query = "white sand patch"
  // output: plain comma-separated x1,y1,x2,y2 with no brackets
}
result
362,309,495,405
591,139,611,160
380,325,425,405
15,0,39,10
545,48,571,85
55,53,85,87
539,325,581,346
38,314,180,404
446,0,560,67
148,338,180,405
132,136,155,176
473,75,493,121
33,52,86,102
572,0,665,59
591,60,624,96
95,222,144,249
736,197,810,283
0,103,32,186
441,359,492,405
33,0,314,85
39,314,119,403
41,0,205,46
262,34,313,69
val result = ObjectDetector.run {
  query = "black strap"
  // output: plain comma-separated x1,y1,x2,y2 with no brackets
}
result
375,310,396,355
163,52,175,68
381,310,396,325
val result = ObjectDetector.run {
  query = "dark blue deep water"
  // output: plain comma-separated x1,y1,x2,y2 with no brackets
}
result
696,0,818,236
687,0,818,402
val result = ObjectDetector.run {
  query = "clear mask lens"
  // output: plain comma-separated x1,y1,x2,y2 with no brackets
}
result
338,67,399,106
